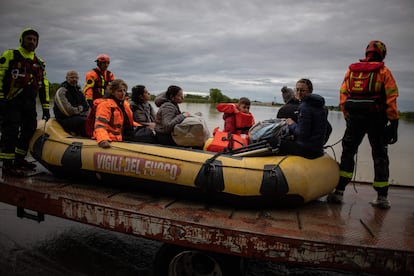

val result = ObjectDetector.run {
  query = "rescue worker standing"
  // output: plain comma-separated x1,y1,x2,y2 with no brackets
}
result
83,53,115,107
0,28,50,176
328,40,399,209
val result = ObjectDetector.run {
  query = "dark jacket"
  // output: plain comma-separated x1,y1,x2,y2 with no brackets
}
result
288,94,328,156
277,98,300,122
53,81,89,119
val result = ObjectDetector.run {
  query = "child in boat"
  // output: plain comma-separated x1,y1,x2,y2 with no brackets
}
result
216,97,255,134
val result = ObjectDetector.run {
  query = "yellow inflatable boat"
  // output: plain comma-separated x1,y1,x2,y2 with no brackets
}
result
29,119,339,207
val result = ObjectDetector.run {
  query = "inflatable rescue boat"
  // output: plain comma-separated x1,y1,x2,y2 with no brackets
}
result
29,119,339,206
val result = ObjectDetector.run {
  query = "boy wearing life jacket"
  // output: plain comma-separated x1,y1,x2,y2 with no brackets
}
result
216,97,255,134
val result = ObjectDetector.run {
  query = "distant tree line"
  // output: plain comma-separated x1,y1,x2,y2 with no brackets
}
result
48,83,414,121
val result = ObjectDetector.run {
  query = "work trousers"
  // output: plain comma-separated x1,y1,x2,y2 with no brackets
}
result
57,115,87,137
338,113,389,196
0,93,37,161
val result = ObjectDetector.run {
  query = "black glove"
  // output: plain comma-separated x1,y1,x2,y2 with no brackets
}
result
385,119,398,144
42,109,50,121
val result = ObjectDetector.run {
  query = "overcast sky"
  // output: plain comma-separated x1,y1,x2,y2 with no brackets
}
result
1,0,413,110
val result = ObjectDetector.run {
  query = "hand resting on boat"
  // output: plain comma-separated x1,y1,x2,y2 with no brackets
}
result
99,140,111,148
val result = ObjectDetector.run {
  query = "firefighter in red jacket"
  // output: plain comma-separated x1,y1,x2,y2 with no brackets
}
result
83,53,115,107
0,28,50,176
328,40,399,209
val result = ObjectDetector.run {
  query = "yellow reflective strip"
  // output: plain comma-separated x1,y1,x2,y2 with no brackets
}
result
101,75,105,96
373,181,388,188
339,170,353,178
368,72,374,91
385,87,398,96
15,148,27,156
0,152,15,160
347,72,352,89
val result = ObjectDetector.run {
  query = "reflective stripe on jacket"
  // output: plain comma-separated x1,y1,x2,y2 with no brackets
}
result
0,46,49,109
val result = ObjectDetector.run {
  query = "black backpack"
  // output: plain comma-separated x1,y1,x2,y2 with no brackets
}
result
248,119,289,146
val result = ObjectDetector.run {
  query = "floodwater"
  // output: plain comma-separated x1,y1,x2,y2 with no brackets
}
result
1,102,411,275
185,102,414,187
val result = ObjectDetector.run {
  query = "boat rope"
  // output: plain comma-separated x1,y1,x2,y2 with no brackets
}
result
323,138,342,162
324,137,358,193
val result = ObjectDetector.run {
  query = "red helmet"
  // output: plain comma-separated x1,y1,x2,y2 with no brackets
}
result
95,53,110,63
365,40,387,60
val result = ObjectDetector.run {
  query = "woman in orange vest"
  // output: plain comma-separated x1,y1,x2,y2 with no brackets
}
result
93,79,139,148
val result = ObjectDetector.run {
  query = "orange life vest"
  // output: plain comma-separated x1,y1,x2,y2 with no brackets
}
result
205,127,249,152
216,103,255,134
83,68,114,101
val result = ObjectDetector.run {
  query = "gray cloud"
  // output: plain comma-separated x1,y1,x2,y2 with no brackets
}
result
1,0,413,110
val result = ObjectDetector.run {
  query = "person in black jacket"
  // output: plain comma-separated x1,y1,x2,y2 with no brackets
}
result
277,79,329,159
53,70,89,136
277,86,300,122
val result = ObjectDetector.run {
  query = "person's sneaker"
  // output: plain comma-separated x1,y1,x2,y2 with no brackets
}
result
14,158,36,171
370,196,391,209
327,190,344,204
2,163,26,177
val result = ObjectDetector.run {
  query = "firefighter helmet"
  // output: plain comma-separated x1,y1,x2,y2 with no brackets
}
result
365,40,387,60
95,53,110,63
